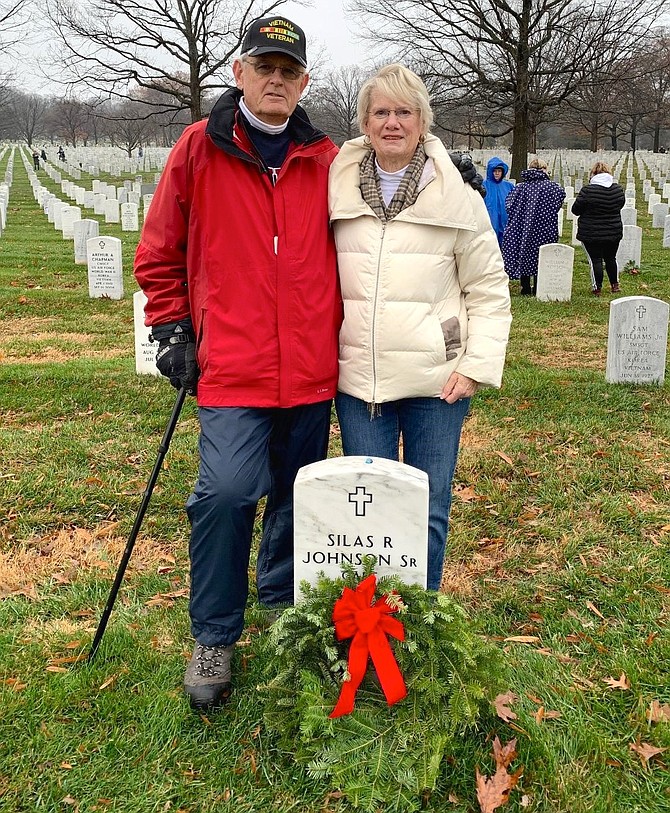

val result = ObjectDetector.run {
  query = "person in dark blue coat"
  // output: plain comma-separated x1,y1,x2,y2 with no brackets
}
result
501,158,565,295
483,157,514,246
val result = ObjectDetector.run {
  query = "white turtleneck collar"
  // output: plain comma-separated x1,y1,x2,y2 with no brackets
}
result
239,97,289,135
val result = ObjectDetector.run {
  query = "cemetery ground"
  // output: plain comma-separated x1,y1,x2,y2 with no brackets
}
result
1,149,669,813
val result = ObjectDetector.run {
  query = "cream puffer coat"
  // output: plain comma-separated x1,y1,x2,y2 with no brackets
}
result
329,134,512,405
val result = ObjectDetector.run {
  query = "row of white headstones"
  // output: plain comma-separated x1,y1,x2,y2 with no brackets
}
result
4,143,670,592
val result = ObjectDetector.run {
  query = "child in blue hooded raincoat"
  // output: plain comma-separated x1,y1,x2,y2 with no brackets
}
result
483,157,514,246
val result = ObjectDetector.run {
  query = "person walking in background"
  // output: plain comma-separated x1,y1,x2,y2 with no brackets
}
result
571,161,625,295
32,151,40,170
483,157,514,246
329,64,512,592
135,16,342,713
501,158,565,295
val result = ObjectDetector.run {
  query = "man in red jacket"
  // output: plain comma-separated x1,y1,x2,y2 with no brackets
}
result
134,16,342,712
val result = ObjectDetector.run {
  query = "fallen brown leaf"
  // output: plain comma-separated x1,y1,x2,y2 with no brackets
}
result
493,691,518,722
629,741,667,767
495,451,514,466
504,635,540,644
585,601,605,620
603,673,630,690
476,738,521,813
648,701,670,724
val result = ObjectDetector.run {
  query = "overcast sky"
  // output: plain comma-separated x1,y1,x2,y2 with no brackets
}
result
2,0,372,95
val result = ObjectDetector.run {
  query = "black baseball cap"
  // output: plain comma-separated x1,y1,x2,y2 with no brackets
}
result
240,17,308,68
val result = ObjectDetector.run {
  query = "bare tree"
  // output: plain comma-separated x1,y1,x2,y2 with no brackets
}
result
303,64,371,144
0,0,29,53
348,0,666,178
11,92,47,147
45,98,91,147
45,0,294,123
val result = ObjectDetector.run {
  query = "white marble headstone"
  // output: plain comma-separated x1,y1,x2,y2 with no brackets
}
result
663,215,670,249
74,219,99,264
536,243,574,302
620,207,637,227
60,205,81,239
606,297,669,385
121,202,139,232
87,236,123,299
652,203,669,228
293,456,429,601
104,198,120,223
133,290,160,376
616,225,642,274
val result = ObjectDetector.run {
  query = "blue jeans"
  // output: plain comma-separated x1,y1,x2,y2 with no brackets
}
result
186,402,332,647
335,393,470,591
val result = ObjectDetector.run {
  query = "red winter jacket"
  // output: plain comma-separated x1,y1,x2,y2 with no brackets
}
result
134,89,342,408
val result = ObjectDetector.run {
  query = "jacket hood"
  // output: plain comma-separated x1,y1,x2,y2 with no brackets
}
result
205,87,329,157
486,157,509,182
590,172,614,188
520,167,550,183
329,133,479,231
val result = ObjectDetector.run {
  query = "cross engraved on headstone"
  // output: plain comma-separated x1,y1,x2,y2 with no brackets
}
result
348,486,373,517
636,305,647,319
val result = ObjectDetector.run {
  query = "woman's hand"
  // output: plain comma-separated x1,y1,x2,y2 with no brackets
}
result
440,372,478,403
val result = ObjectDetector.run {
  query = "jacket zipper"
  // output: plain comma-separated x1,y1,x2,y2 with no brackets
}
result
370,222,386,413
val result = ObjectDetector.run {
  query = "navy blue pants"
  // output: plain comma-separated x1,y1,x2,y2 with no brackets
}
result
186,401,332,647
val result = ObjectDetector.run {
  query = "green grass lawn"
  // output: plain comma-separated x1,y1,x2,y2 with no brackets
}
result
1,145,669,813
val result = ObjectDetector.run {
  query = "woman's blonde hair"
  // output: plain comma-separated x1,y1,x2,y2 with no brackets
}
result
356,63,433,136
528,158,548,171
590,161,611,176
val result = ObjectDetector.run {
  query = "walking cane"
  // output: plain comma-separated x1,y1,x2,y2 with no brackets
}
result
87,386,187,663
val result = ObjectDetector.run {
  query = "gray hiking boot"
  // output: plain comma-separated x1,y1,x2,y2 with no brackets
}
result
184,642,234,711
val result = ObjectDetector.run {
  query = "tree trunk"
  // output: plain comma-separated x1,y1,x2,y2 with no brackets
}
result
653,123,660,152
510,0,531,180
590,117,599,152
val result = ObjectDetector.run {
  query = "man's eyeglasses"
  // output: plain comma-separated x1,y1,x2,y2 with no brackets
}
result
244,59,305,81
368,108,417,121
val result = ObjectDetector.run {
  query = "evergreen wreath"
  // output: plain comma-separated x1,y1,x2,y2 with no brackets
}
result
261,557,507,812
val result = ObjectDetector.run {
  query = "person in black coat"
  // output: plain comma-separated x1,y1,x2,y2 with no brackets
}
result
571,161,625,295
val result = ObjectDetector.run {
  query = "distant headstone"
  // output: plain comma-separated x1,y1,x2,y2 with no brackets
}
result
606,297,669,384
74,219,99,265
104,198,120,223
133,290,160,376
557,207,564,236
121,202,139,231
143,194,154,216
664,215,670,249
571,216,580,246
616,225,642,274
93,193,107,215
60,205,81,239
293,456,429,601
652,202,669,228
647,193,661,215
87,236,123,299
536,243,574,302
620,207,637,227
140,183,157,197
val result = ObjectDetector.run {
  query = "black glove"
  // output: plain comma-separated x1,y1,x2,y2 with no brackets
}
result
150,319,199,395
449,151,486,198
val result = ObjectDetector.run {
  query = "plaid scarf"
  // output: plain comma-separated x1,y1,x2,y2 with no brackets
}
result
359,143,427,222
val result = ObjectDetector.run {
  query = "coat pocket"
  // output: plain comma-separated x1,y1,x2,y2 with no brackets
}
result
441,315,462,361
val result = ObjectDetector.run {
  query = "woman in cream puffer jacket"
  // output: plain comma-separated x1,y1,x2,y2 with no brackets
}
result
328,64,512,591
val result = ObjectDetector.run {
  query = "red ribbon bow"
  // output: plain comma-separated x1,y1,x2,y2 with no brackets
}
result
329,573,407,718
